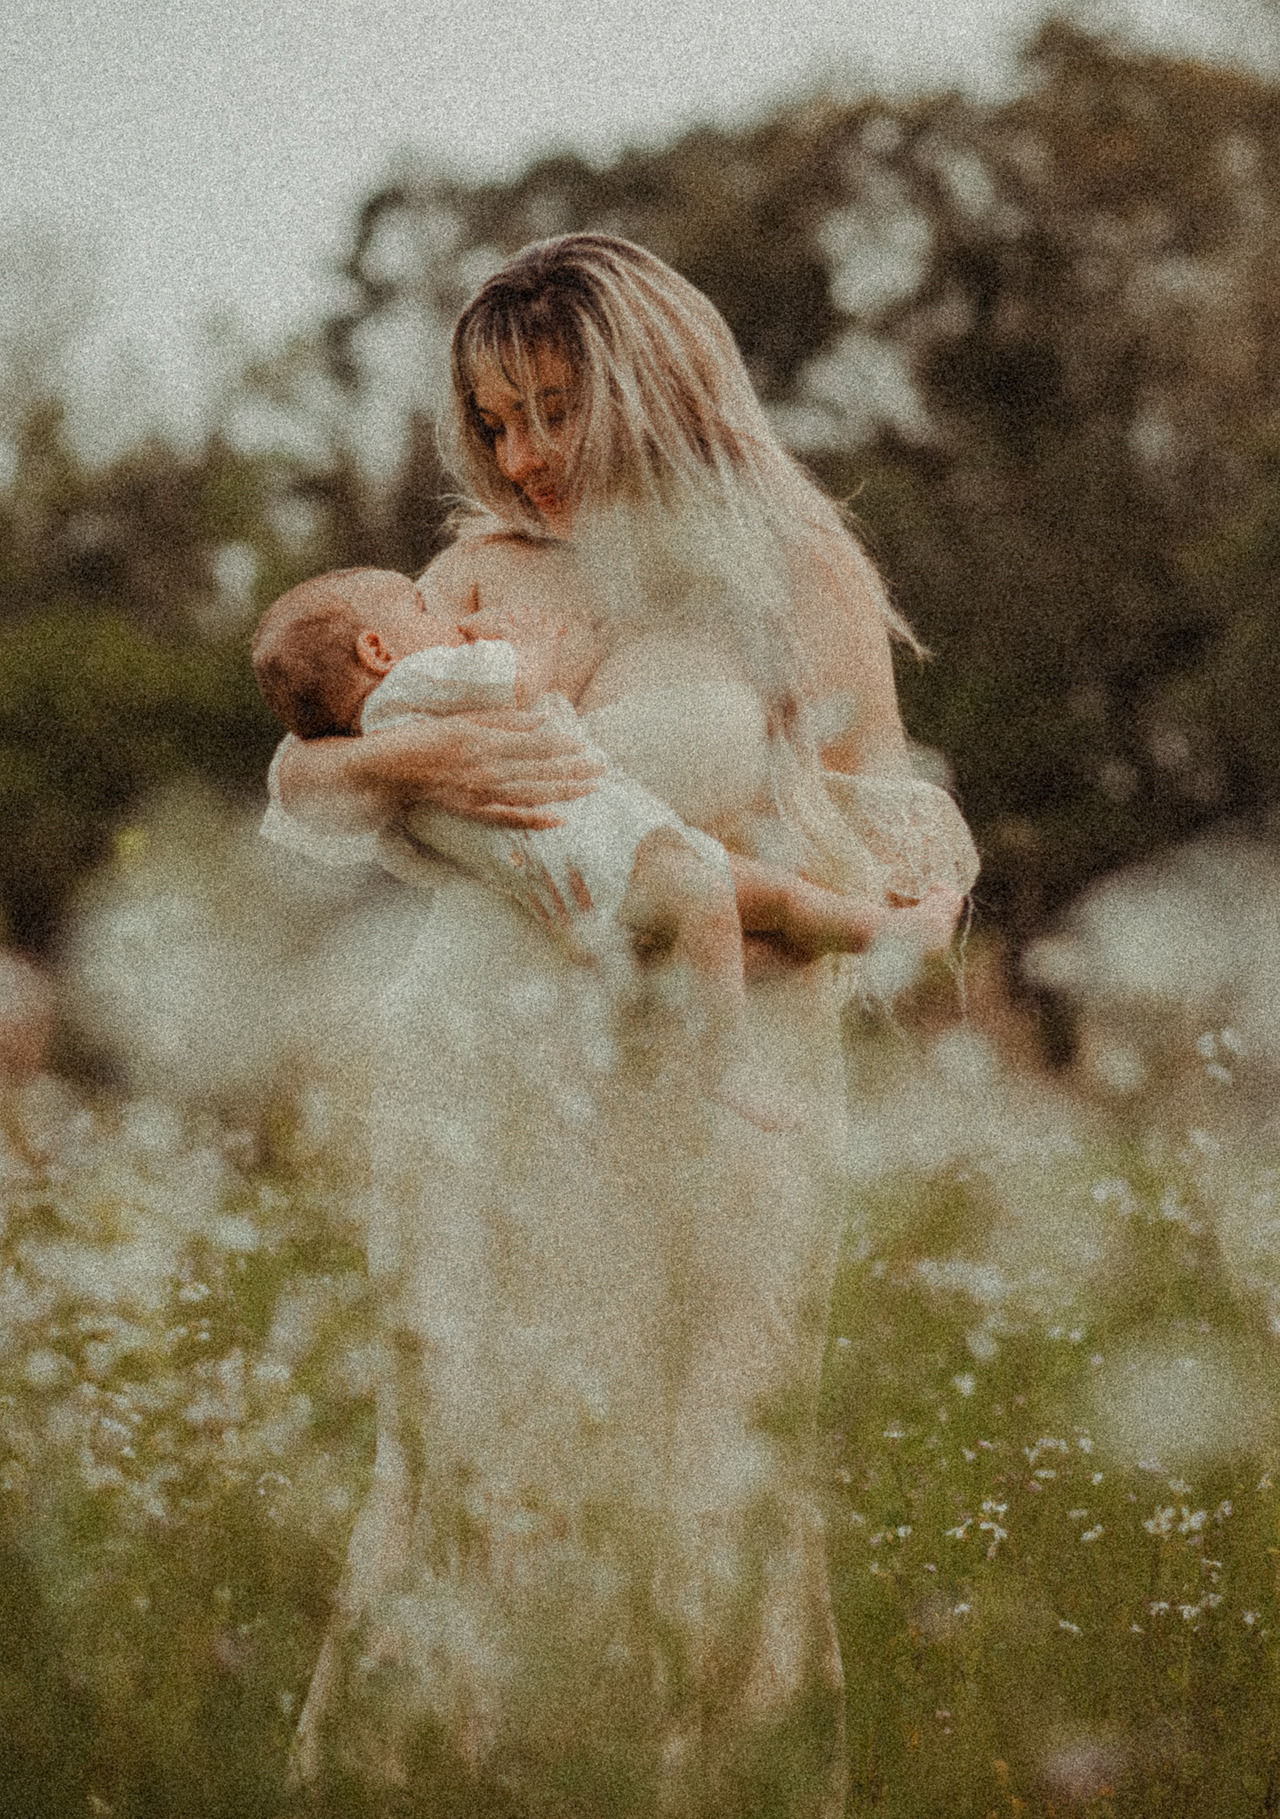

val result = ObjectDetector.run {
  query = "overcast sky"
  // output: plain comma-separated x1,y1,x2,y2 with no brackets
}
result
4,0,1278,441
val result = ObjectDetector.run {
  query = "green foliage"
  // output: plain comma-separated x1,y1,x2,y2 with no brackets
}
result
0,607,278,951
828,1113,1280,1816
4,982,1280,1814
0,1080,372,1819
7,17,1280,963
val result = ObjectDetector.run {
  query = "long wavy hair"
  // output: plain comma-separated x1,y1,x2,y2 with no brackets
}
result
444,233,915,735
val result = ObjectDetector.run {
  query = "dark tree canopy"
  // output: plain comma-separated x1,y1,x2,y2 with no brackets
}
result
4,19,1280,966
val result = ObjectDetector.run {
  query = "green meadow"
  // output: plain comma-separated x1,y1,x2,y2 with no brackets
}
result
4,815,1279,1817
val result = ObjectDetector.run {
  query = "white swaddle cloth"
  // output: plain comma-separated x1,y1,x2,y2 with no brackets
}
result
362,643,731,956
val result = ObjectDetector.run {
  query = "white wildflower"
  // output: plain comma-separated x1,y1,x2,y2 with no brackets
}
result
979,1503,1008,1556
24,1348,72,1388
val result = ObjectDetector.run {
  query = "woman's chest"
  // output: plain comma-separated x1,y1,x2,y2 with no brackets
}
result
583,682,773,834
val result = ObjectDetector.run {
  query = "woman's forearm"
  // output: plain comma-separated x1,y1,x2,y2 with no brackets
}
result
276,713,605,835
276,726,431,833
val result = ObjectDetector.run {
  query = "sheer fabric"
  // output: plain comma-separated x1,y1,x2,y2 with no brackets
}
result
266,687,977,1817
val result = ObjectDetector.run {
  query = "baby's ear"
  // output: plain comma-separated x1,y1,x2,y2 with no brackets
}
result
355,629,396,675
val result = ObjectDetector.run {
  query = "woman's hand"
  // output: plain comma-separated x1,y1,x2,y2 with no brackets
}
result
277,708,604,835
397,709,603,828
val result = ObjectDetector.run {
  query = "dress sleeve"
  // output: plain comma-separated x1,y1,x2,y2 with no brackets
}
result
259,735,382,869
821,772,979,900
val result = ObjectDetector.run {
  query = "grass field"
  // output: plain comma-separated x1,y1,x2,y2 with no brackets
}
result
3,810,1279,1817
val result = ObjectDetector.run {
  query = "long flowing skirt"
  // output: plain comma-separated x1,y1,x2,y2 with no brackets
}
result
294,874,851,1817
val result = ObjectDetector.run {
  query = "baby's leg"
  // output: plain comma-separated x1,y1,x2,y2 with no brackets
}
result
731,857,887,958
731,858,961,961
620,830,804,1132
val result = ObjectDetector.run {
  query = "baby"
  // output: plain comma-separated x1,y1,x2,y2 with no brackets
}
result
253,567,954,1129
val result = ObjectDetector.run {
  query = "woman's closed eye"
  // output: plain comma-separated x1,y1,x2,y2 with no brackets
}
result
481,414,565,439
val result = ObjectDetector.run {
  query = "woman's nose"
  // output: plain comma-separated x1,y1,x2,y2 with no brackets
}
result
498,421,543,484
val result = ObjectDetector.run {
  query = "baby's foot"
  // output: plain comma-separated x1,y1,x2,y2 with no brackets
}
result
703,1057,807,1132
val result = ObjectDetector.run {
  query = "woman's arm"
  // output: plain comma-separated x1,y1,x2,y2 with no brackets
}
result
276,711,605,834
764,528,971,960
274,534,607,834
790,530,913,777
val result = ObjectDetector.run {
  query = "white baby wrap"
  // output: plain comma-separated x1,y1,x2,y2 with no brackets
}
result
361,642,732,958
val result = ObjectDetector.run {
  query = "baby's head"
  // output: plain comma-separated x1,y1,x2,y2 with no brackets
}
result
253,567,460,738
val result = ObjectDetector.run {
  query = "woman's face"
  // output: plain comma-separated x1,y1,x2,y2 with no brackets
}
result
471,345,576,537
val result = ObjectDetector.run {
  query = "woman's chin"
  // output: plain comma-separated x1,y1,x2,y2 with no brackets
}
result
524,490,571,535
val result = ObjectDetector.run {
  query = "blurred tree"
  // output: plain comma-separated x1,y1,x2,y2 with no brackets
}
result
838,21,1280,942
0,332,455,952
304,22,1280,953
7,18,1280,969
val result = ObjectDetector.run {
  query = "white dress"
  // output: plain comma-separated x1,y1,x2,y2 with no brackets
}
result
362,643,730,951
268,682,978,1818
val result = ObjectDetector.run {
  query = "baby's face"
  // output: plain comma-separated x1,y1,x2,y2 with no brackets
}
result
352,572,462,660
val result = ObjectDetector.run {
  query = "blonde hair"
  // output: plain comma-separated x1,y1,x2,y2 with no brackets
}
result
444,233,918,708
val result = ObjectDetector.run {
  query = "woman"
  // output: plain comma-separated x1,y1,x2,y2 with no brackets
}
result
269,235,977,1817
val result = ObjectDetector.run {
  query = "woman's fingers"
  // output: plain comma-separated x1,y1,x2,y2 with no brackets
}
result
376,710,605,823
467,805,570,829
464,708,556,732
449,756,604,796
459,719,606,772
456,781,599,814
